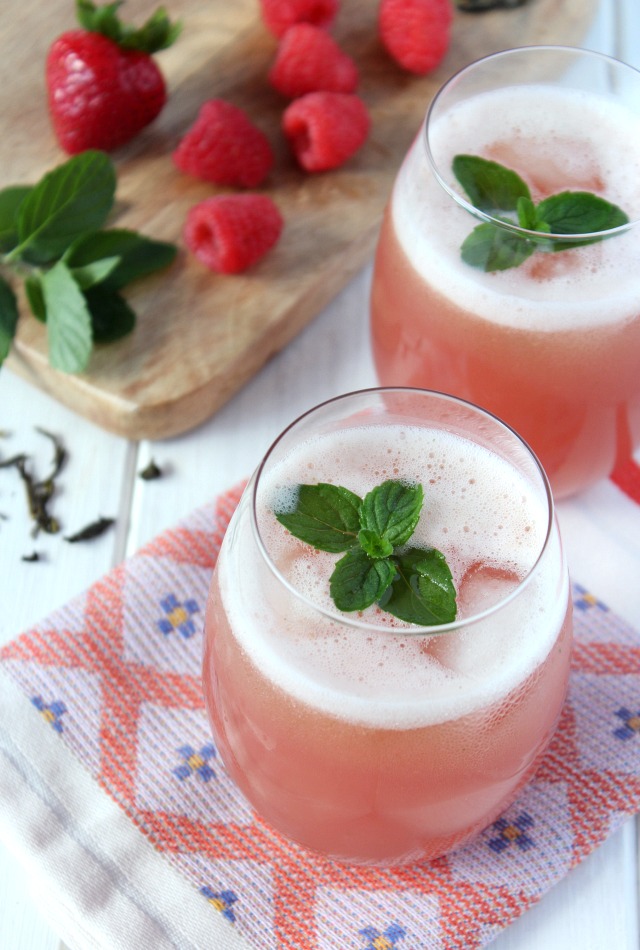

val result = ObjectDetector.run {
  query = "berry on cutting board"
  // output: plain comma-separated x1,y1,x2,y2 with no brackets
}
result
282,91,370,172
173,99,274,188
184,195,284,274
268,23,359,98
46,0,181,154
378,0,453,74
259,0,339,37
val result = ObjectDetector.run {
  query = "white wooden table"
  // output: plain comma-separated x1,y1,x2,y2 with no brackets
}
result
2,2,640,946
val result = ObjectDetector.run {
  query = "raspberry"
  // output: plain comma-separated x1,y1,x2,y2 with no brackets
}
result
378,0,453,75
259,0,339,37
173,99,274,188
184,195,284,274
282,91,370,172
268,24,359,98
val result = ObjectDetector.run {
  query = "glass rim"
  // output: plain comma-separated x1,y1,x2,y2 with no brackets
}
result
424,44,640,239
250,387,557,637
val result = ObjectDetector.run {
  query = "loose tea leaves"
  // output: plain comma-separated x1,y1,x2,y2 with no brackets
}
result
138,459,163,480
0,427,66,535
64,516,115,543
456,0,528,10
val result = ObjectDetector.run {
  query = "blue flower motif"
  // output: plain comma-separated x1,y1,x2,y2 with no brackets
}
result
359,923,406,949
173,743,217,782
31,696,67,733
201,886,238,923
573,583,608,613
613,707,640,741
488,812,535,854
157,594,200,639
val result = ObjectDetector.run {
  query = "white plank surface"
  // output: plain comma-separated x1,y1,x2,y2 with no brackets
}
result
2,1,640,947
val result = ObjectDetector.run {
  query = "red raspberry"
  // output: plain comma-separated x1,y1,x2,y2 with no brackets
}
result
282,91,370,172
268,24,358,98
378,0,453,75
173,100,274,188
184,195,284,274
259,0,339,37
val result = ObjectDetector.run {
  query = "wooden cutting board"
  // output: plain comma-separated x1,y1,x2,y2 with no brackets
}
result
2,0,597,440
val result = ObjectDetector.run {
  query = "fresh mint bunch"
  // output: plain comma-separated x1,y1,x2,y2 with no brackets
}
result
452,154,629,272
275,479,457,626
0,150,176,373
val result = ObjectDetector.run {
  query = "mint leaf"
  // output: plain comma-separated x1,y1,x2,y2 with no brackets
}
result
452,155,530,213
0,275,19,364
537,191,629,250
42,261,93,373
379,547,457,626
454,154,630,272
64,229,177,290
360,480,423,547
274,478,457,625
275,483,362,552
516,196,542,231
0,186,32,252
24,275,46,322
15,151,116,264
358,528,394,559
0,155,177,378
85,288,136,343
461,221,535,271
70,256,121,290
330,548,396,612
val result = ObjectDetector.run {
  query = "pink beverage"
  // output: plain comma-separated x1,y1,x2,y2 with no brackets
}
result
203,389,572,866
370,47,640,498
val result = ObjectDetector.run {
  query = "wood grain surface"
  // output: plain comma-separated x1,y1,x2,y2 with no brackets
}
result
2,0,597,439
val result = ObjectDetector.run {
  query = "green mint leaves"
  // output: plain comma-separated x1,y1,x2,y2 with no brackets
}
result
275,480,457,626
452,154,629,272
0,150,176,374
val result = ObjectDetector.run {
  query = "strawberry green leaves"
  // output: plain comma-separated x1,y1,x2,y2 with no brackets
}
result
76,0,182,55
0,151,176,374
453,154,629,272
275,479,457,626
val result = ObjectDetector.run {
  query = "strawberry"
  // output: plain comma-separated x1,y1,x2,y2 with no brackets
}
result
46,0,181,154
259,0,339,37
173,99,274,188
268,24,359,98
282,91,370,172
378,0,453,75
184,195,284,274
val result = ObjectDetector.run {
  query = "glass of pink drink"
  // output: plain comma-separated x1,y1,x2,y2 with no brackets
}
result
203,388,572,866
370,46,640,498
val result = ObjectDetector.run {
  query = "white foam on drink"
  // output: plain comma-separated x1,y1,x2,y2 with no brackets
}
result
218,425,569,728
393,85,640,331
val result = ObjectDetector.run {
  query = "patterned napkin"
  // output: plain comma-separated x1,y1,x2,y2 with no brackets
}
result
2,479,640,950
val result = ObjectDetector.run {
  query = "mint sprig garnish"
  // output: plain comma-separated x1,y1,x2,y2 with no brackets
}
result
275,479,457,626
452,154,629,272
0,150,176,374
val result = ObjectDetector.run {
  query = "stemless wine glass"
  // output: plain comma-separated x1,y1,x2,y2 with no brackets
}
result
202,388,572,866
370,46,640,499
